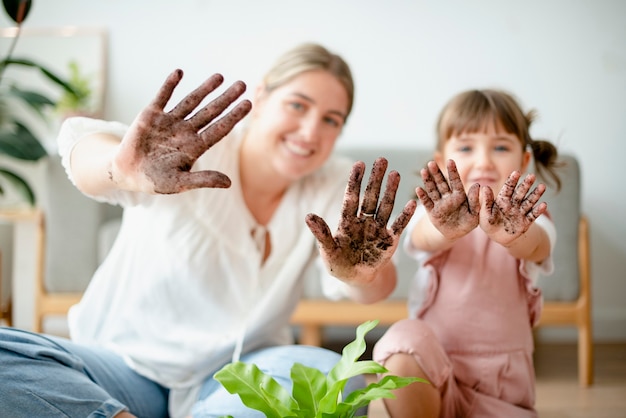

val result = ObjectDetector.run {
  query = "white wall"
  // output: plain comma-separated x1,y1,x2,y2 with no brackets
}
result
2,0,625,341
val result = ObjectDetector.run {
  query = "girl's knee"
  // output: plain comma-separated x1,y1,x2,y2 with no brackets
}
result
373,319,436,364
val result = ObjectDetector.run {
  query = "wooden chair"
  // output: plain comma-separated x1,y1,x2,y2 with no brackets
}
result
32,155,119,333
534,153,593,387
32,209,81,333
537,216,592,386
0,251,11,326
0,208,46,330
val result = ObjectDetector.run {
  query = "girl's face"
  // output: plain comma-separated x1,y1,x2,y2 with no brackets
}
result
248,69,349,182
435,122,531,193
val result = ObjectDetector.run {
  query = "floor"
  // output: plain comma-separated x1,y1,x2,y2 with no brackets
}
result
365,343,626,418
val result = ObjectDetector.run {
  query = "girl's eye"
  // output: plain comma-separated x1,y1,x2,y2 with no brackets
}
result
458,146,472,152
495,145,511,152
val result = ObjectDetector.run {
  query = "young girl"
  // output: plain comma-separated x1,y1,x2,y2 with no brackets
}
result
0,43,415,418
373,89,562,417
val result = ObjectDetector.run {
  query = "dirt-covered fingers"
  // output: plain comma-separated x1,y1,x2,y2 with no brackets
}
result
374,170,400,225
415,186,434,212
467,182,481,215
305,213,337,252
480,184,500,224
359,157,388,217
498,170,522,202
167,73,225,120
445,159,465,193
175,169,232,191
521,182,547,220
198,99,252,149
187,80,248,134
340,161,366,223
420,161,447,200
527,201,548,222
431,160,452,195
390,199,417,236
149,69,185,110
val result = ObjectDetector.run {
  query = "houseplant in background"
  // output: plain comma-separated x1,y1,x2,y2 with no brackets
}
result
0,0,83,206
214,320,428,418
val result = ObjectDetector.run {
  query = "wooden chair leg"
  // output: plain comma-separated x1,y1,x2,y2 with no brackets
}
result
578,216,593,387
579,320,593,386
299,325,323,347
1,298,11,327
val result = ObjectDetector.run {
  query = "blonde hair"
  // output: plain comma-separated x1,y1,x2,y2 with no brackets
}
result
436,89,562,191
262,43,355,121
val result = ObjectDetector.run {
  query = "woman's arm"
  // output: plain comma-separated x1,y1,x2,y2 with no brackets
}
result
70,133,122,197
306,157,416,305
63,70,251,198
342,260,397,304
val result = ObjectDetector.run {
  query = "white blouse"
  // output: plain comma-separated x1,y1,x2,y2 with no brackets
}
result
57,117,353,416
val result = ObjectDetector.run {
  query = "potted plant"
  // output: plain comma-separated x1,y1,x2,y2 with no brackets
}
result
0,0,83,206
214,320,428,418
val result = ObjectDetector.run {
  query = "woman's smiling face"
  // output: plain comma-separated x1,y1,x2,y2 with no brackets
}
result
250,69,349,182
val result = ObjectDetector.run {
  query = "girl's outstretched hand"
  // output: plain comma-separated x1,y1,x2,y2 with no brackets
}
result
305,157,416,285
416,159,480,240
110,70,252,194
479,171,547,246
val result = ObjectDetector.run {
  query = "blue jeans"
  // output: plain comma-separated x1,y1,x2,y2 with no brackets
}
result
0,327,368,417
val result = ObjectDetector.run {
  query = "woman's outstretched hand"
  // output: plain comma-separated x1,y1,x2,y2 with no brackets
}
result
479,171,547,246
416,159,480,241
305,157,416,285
110,70,252,194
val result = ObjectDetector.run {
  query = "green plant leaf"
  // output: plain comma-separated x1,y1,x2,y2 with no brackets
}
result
0,57,81,99
0,121,48,160
55,60,93,114
0,167,35,205
342,375,428,411
327,320,378,385
291,363,327,416
2,0,32,24
318,320,380,414
214,361,298,418
6,84,55,120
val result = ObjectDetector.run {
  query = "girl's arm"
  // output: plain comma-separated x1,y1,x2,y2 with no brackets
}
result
480,171,550,262
410,160,480,252
409,213,459,252
501,221,551,262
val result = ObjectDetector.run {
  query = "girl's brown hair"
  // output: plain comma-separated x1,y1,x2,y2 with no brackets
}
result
436,89,561,191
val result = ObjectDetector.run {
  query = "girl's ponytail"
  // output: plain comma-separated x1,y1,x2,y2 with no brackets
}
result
526,111,562,192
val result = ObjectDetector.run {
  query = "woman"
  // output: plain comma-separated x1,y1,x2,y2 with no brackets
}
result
0,43,416,417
